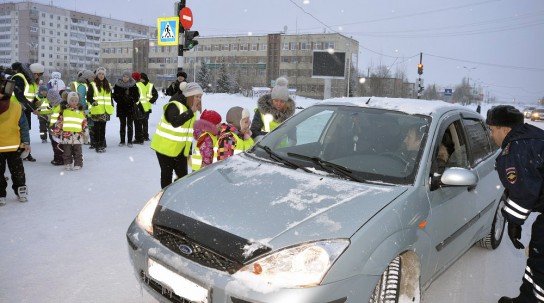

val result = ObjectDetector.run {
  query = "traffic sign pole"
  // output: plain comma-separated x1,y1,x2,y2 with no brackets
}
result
176,0,186,74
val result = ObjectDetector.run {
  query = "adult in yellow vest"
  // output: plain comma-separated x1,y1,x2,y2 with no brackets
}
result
250,76,296,143
135,72,158,141
45,89,64,166
217,106,254,160
191,109,222,171
10,62,44,162
151,82,202,189
86,67,113,153
0,78,31,204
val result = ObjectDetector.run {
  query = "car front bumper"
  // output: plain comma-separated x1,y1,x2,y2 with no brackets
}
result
126,220,377,303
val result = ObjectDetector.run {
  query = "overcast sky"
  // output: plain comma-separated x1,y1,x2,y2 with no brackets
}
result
34,0,544,104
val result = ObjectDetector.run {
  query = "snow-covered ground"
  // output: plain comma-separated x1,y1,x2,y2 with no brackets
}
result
0,94,533,302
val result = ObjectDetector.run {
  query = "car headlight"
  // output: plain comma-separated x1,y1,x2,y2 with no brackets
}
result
135,191,163,234
235,239,349,288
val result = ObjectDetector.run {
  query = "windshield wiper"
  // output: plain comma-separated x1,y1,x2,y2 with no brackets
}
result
287,152,361,182
253,143,311,173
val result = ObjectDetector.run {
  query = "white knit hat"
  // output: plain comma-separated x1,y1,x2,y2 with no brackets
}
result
67,91,79,103
29,63,45,74
271,77,289,102
95,67,107,75
180,82,204,97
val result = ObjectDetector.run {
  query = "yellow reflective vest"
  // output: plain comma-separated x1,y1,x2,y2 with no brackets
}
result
49,105,61,127
0,100,22,152
191,132,218,171
136,82,154,112
61,108,85,132
10,73,38,103
37,97,52,115
260,112,280,132
90,82,114,115
232,132,254,154
150,101,195,157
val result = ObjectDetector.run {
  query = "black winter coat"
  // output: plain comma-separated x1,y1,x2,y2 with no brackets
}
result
112,79,139,117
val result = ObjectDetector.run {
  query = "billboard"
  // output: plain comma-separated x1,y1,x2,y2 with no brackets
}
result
312,51,346,79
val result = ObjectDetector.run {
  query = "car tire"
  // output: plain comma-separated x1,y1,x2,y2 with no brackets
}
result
477,193,506,250
369,256,401,303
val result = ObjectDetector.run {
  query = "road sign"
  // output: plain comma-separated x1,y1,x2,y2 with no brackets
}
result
157,17,179,46
444,88,453,96
180,7,193,30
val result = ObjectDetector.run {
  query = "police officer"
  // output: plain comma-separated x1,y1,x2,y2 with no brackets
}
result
487,105,544,303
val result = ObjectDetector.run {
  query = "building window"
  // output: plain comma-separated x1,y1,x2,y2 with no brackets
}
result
290,42,298,50
251,43,258,51
212,44,220,51
325,42,335,50
300,42,309,50
240,43,249,51
230,44,238,51
282,42,289,50
313,42,322,50
222,44,229,51
259,44,267,51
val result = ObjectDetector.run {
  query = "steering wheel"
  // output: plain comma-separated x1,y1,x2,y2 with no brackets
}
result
380,151,410,168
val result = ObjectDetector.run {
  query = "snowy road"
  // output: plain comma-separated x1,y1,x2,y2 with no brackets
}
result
0,96,537,302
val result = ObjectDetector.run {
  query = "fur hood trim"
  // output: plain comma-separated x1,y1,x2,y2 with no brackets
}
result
115,78,136,88
256,94,295,123
194,119,218,135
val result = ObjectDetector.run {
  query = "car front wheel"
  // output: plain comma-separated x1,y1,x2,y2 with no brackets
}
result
369,254,420,303
477,194,506,250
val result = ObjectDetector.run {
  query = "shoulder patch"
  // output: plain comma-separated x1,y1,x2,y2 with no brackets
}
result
506,167,517,184
502,142,511,156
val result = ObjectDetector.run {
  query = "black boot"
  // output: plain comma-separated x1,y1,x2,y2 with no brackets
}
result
24,154,36,162
498,297,515,303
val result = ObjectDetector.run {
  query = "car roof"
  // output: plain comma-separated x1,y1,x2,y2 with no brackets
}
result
318,96,467,117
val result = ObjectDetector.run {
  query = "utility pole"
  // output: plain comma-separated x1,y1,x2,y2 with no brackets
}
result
417,52,423,99
463,66,476,105
176,0,186,74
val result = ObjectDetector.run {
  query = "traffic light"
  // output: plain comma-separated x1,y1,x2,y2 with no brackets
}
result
184,30,199,50
417,63,423,75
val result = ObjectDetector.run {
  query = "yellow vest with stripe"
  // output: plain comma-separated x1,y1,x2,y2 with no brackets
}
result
38,97,52,115
61,108,85,132
136,82,154,112
49,105,61,127
150,101,195,157
260,112,280,132
0,100,22,152
191,132,218,171
10,73,37,103
90,82,114,115
232,132,254,154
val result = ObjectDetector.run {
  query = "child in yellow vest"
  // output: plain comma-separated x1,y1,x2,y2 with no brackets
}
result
52,92,87,171
192,109,222,170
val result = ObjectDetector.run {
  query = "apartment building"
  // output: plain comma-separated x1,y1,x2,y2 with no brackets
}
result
101,33,359,99
0,1,155,80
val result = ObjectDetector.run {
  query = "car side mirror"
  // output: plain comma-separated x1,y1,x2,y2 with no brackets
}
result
430,167,478,190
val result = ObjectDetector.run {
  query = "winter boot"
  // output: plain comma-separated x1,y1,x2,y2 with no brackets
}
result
127,142,133,148
51,160,63,166
73,165,82,170
17,186,28,202
24,153,36,162
64,164,72,171
0,197,6,206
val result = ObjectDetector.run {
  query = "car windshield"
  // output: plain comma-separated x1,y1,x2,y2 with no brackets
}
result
250,104,431,185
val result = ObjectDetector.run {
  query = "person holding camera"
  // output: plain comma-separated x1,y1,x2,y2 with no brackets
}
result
0,79,30,205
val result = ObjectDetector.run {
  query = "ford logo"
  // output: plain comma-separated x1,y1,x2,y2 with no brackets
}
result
179,244,193,255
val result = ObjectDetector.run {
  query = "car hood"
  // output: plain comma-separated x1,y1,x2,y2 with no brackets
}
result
158,155,407,249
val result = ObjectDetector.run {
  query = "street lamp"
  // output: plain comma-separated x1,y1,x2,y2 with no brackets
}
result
463,66,476,105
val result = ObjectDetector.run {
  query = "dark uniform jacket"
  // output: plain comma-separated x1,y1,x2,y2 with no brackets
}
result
496,123,544,225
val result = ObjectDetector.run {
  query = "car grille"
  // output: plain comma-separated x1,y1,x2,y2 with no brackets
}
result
155,225,242,273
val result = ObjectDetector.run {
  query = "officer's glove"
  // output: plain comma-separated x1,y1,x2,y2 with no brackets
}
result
508,221,524,249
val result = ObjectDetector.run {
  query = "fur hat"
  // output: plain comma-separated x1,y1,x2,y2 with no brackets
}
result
46,89,62,107
51,71,61,79
29,63,45,74
67,91,79,103
140,72,149,82
226,106,250,130
180,82,203,97
486,105,524,127
121,70,131,78
271,77,289,102
132,72,141,81
177,71,187,79
200,109,222,126
78,69,95,82
95,67,107,75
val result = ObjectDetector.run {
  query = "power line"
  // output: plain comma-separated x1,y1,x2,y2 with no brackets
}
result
425,53,544,72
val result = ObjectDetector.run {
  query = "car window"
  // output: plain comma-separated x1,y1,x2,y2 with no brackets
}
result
255,105,431,184
444,121,470,169
462,118,496,166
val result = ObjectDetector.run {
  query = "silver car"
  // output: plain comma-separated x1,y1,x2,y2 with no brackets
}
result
127,97,506,303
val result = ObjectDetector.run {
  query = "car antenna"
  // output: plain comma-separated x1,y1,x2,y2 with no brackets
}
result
365,97,371,104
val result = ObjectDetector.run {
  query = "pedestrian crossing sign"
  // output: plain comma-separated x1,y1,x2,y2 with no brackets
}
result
157,17,179,46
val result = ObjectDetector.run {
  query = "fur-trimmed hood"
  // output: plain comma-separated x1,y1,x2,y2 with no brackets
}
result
194,119,218,136
256,94,296,123
115,78,136,88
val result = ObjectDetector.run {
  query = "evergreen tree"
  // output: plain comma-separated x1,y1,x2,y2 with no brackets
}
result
216,63,230,93
196,63,212,92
